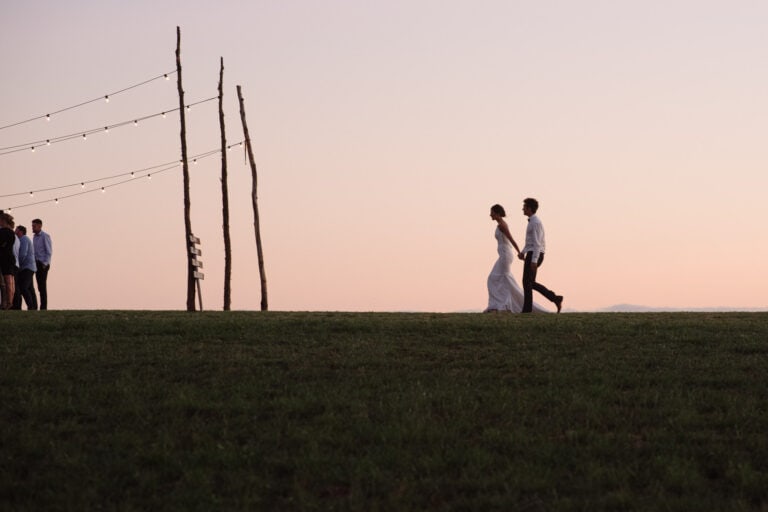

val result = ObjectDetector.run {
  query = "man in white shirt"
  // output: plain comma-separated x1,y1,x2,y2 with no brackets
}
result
518,198,563,313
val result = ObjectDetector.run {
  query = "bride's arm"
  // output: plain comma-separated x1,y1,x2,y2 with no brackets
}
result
498,221,521,253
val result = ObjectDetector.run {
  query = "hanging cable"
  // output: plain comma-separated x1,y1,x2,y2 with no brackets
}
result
2,141,245,211
0,70,178,132
0,96,219,157
7,163,181,210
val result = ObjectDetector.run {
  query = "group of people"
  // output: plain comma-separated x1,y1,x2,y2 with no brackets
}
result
485,197,563,314
0,213,52,311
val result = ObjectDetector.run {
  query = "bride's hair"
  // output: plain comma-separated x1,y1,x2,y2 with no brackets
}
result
491,204,506,217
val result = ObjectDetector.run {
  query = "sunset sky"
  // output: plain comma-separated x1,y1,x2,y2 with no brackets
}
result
2,1,766,312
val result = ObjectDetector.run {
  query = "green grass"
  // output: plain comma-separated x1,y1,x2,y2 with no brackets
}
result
2,311,767,511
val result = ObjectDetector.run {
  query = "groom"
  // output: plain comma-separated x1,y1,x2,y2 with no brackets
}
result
518,198,563,313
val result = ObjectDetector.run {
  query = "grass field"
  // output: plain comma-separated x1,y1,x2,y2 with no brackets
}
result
2,311,767,511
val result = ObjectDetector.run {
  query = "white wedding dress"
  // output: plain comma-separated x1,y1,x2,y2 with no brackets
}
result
485,226,548,313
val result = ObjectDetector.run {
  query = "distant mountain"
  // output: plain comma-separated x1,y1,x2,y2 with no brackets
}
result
599,304,768,313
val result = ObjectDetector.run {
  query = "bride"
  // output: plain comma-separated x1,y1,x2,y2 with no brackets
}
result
484,204,547,313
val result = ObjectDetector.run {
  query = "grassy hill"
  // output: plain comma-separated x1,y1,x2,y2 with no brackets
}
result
2,311,767,511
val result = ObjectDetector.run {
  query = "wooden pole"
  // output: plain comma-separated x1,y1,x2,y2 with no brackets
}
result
176,26,196,312
218,57,232,311
236,85,268,311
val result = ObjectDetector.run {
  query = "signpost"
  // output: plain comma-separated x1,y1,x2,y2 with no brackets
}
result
189,234,204,311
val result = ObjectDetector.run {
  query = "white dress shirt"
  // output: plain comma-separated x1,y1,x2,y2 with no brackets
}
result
523,214,546,262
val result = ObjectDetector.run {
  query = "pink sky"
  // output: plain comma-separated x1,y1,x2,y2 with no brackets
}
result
2,1,766,311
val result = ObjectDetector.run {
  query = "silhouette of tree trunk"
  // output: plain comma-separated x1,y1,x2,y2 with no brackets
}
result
236,85,268,311
176,26,196,311
218,57,232,311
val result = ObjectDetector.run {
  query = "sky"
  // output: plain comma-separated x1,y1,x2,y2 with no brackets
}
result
1,0,766,312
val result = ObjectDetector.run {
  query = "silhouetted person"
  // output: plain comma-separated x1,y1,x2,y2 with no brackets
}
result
13,225,38,310
32,218,52,310
0,213,18,310
518,198,563,313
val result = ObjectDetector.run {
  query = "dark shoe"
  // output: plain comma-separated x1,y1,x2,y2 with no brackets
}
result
554,296,563,313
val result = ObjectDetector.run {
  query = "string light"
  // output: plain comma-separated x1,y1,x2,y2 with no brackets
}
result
31,147,35,153
55,198,59,204
0,70,177,131
82,134,87,140
0,96,218,157
162,112,166,118
2,144,241,210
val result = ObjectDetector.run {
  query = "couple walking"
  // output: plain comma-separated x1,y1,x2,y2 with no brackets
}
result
484,198,564,314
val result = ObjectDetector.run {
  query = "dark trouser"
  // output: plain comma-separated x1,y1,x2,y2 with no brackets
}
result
35,260,49,310
13,269,38,310
522,252,557,313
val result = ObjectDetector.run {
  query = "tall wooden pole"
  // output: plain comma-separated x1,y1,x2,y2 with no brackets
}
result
176,26,196,311
236,85,268,311
218,57,232,311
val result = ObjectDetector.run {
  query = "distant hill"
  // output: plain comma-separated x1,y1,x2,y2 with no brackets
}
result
599,304,768,313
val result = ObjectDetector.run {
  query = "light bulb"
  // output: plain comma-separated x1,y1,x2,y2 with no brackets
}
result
104,127,109,133
131,172,135,178
193,159,197,165
46,140,50,145
82,134,87,140
31,146,35,153
162,112,166,118
101,187,105,193
147,174,152,180
164,74,169,80
46,114,50,121
81,183,85,188
134,120,138,127
105,95,109,103
55,198,59,204
29,192,33,197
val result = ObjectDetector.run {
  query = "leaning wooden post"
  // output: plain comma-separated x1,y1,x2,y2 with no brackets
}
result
218,57,232,311
176,26,196,311
236,85,268,311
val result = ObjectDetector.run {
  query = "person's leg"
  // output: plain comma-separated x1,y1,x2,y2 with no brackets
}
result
12,272,23,309
3,274,15,309
35,262,48,310
522,252,536,313
529,254,562,312
20,269,38,310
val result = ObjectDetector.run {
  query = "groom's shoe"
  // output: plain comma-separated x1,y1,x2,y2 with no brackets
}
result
554,296,563,313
